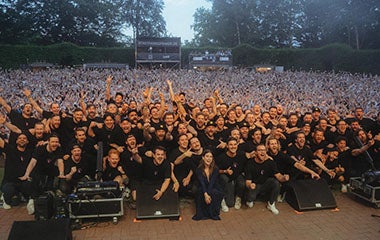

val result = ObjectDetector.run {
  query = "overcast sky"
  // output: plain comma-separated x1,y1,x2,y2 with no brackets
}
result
163,0,211,42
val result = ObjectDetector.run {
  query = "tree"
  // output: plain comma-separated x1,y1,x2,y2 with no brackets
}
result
122,0,166,39
192,0,380,49
1,0,168,46
193,0,303,48
299,0,380,49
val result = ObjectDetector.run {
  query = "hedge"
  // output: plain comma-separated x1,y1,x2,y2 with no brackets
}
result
0,43,379,74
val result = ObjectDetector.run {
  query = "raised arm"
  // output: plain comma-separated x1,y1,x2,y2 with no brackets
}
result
105,75,113,102
213,89,223,105
166,80,175,102
79,90,87,116
0,114,22,134
0,96,11,113
23,88,43,114
157,91,166,119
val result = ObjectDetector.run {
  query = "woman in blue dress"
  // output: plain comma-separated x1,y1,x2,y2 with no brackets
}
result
192,150,224,220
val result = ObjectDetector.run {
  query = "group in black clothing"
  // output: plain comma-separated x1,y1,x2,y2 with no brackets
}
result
1,76,380,221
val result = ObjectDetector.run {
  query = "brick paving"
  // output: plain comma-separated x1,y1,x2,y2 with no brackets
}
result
1,191,380,240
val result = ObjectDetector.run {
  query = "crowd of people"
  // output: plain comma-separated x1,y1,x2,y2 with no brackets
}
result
0,67,379,221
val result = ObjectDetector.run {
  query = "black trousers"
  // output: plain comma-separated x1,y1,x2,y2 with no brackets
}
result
219,174,245,207
246,178,280,204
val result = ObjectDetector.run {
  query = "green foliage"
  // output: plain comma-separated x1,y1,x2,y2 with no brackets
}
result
0,0,166,47
0,43,379,74
231,43,380,74
0,43,134,69
193,0,380,49
121,0,167,38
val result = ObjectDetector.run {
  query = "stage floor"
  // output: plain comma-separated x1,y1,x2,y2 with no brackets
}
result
1,190,380,240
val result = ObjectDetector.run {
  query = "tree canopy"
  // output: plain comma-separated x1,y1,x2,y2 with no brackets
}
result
0,0,167,46
0,0,379,49
192,0,380,49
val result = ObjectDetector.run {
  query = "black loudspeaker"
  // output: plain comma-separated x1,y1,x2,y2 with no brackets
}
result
286,179,337,211
34,192,55,220
136,182,180,220
8,219,72,240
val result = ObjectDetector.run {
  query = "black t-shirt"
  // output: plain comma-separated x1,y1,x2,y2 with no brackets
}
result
61,117,86,148
188,153,203,175
287,145,316,170
23,130,49,148
1,144,33,185
331,129,354,146
215,151,248,181
214,128,229,143
269,151,295,175
309,140,328,154
141,157,171,183
8,109,38,131
144,136,174,153
102,162,125,182
245,159,279,185
198,132,220,155
64,157,89,180
32,145,63,177
93,124,123,154
240,141,260,153
66,138,97,160
168,148,193,180
347,117,375,133
119,149,143,180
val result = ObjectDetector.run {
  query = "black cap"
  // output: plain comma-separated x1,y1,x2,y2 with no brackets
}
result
238,121,249,128
70,144,81,151
120,117,131,122
312,107,321,113
205,120,216,127
156,124,166,131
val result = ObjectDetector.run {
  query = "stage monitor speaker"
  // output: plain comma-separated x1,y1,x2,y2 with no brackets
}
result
136,182,180,220
286,179,337,211
8,219,72,240
34,192,55,220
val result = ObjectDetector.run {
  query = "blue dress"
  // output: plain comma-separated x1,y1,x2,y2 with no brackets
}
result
192,167,224,220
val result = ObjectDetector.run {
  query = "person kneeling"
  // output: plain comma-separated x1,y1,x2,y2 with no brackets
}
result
192,150,224,221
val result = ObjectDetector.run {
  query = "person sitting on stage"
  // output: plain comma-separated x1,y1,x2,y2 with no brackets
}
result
119,134,144,208
216,137,248,212
245,144,290,214
133,146,172,201
322,146,345,186
57,144,90,194
266,136,320,201
192,150,224,221
287,131,336,181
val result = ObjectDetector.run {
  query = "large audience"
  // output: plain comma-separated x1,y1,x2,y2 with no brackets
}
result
0,68,379,117
0,67,379,220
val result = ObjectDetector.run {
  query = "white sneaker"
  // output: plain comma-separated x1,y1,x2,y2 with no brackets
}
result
341,184,348,193
123,187,131,199
246,201,254,208
27,199,34,215
234,196,241,210
267,201,279,215
221,199,229,212
1,195,11,210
